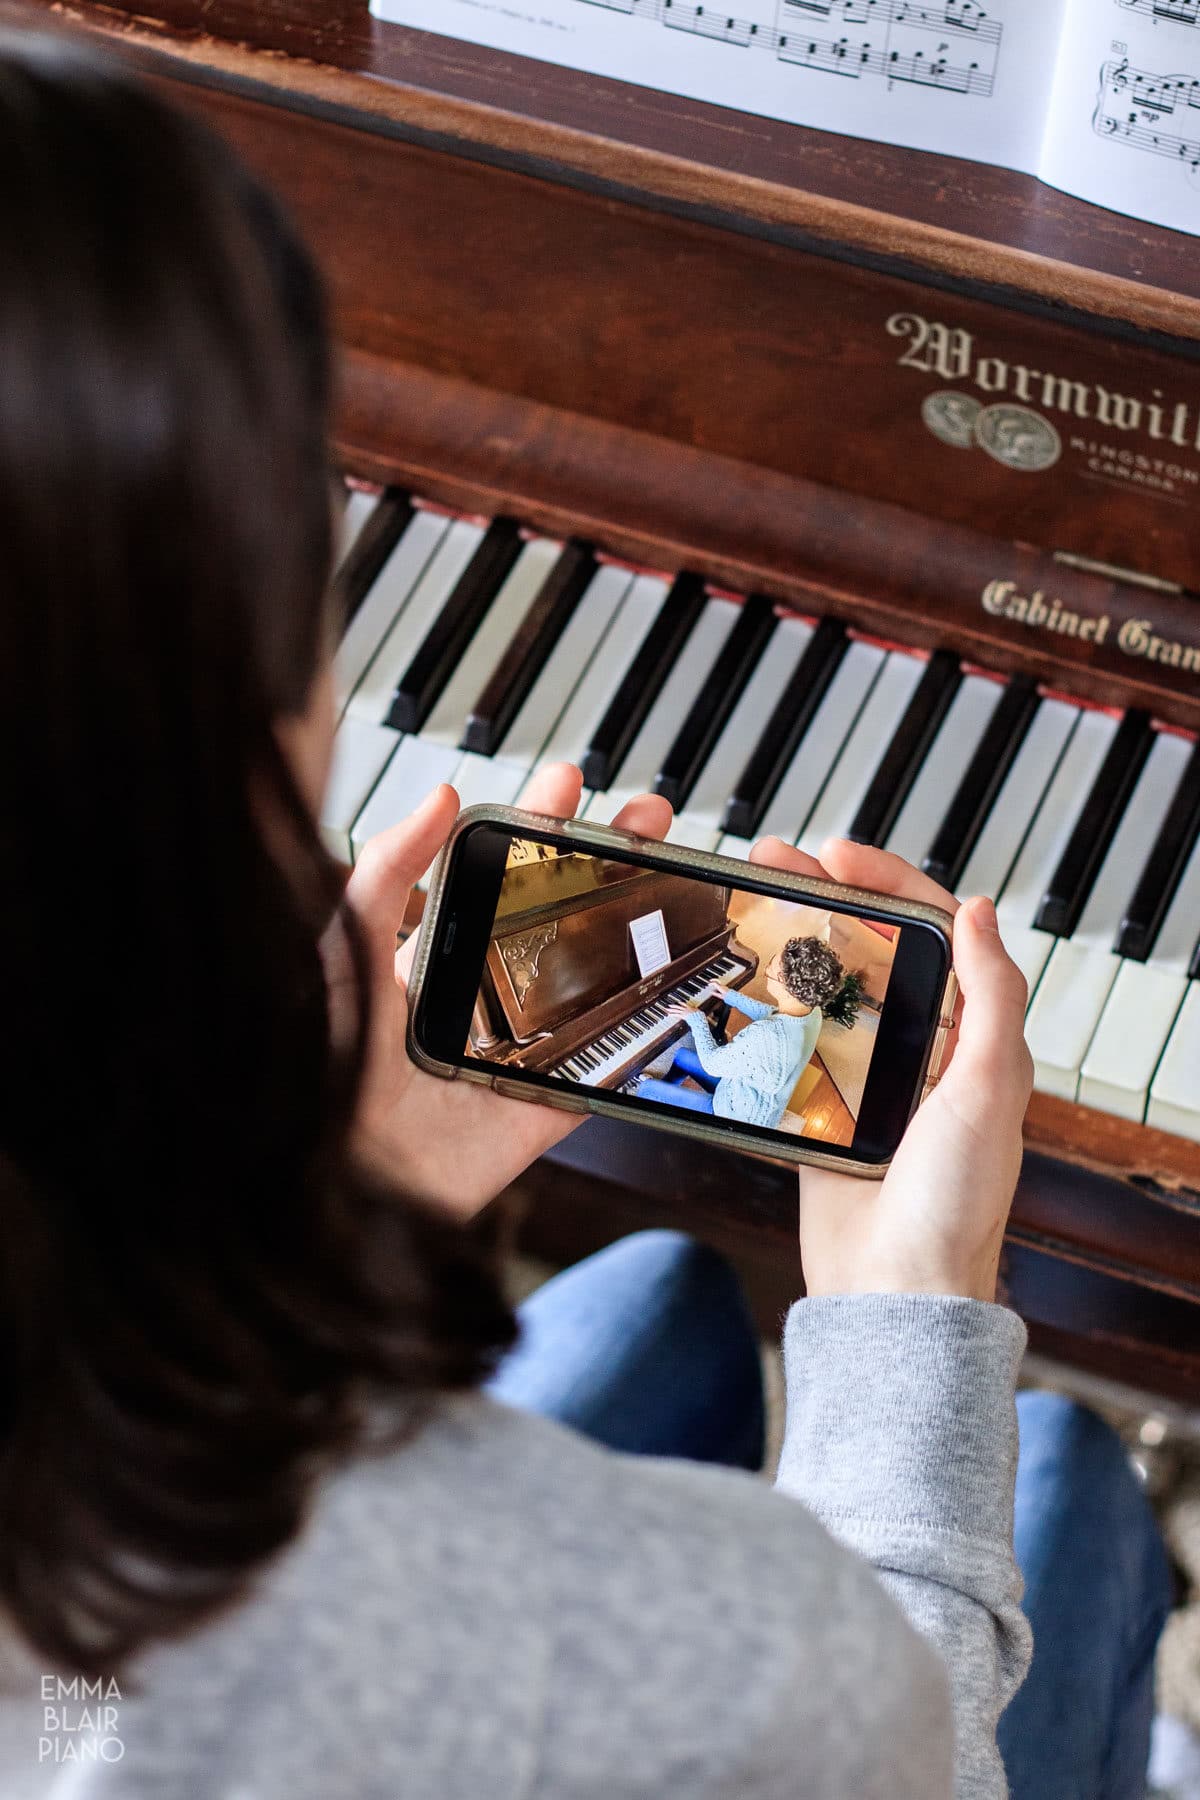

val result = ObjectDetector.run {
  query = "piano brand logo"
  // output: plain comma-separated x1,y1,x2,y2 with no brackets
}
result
982,580,1200,673
888,311,1200,459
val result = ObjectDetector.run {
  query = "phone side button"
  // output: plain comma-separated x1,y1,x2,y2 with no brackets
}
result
493,1076,589,1112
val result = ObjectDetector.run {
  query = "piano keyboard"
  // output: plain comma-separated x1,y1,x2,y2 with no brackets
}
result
324,488,1200,1145
551,953,745,1089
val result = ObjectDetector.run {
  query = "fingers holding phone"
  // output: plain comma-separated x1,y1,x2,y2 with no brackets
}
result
752,838,1033,1305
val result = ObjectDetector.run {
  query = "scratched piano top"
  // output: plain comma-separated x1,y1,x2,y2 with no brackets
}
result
46,0,1200,327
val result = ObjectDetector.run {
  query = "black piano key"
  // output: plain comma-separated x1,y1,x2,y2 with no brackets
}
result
332,488,412,631
847,649,961,847
461,540,597,756
653,596,778,810
386,518,523,734
1189,934,1200,982
1033,709,1154,939
1115,738,1200,961
581,573,708,792
721,616,847,839
923,674,1039,891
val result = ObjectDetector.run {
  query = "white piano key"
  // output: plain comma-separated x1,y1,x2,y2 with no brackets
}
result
334,509,450,715
884,675,1002,868
346,519,484,727
958,697,1079,901
319,716,400,864
1065,732,1191,952
1148,832,1200,976
584,597,740,824
420,537,562,749
349,735,464,861
1148,983,1200,1143
1079,964,1189,1120
668,816,723,851
536,573,671,770
496,564,634,769
554,952,746,1088
714,832,756,864
448,751,528,813
673,615,814,844
1078,833,1200,1118
747,639,885,849
995,708,1117,930
1025,732,1192,1099
795,651,923,857
1000,923,1058,1001
336,487,378,569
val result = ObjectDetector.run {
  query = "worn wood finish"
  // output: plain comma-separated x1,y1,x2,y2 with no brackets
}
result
115,78,1200,596
53,0,1200,324
331,350,1200,734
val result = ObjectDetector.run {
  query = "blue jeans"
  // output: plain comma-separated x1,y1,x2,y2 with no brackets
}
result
638,1044,718,1116
487,1231,1173,1800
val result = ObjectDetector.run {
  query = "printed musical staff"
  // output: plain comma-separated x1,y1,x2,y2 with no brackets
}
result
1095,58,1200,173
1118,0,1200,27
578,0,1000,92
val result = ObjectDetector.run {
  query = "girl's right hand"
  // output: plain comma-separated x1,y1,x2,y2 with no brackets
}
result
747,835,1033,1305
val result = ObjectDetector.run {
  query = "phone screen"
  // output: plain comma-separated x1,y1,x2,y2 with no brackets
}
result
414,824,952,1165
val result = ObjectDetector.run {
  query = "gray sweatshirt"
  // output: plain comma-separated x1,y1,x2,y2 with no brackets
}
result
0,1293,1030,1800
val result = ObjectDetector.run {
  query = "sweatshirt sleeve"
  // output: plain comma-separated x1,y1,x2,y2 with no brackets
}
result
775,1294,1031,1800
684,1012,747,1074
725,991,775,1022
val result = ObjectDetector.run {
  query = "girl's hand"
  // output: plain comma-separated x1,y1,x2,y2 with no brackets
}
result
747,836,1033,1304
664,1000,700,1023
339,764,672,1219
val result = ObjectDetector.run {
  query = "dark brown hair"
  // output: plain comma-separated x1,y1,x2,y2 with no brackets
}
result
0,30,515,1676
778,937,845,1008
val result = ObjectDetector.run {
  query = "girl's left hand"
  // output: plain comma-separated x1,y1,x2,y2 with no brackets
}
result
338,763,673,1219
663,1001,700,1023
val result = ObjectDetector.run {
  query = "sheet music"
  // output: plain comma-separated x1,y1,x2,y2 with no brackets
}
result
629,909,672,977
1038,0,1200,234
374,1,1063,172
374,0,1200,233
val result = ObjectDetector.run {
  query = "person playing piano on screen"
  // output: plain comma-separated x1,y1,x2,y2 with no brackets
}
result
638,936,844,1127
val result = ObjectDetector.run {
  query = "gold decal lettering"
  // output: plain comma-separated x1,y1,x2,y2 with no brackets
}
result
981,579,1015,615
1094,386,1143,432
1011,365,1039,402
1040,375,1091,419
1118,617,1151,656
890,313,1200,471
981,588,1198,669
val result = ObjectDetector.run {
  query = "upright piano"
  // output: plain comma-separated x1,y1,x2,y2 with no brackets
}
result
470,853,758,1086
43,0,1200,1395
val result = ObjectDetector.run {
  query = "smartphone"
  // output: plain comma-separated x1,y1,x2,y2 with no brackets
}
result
407,807,957,1176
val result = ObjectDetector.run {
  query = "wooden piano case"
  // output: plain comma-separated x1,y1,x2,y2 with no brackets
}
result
35,0,1200,1396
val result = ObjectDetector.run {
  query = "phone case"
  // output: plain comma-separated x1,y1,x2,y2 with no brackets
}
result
406,806,959,1179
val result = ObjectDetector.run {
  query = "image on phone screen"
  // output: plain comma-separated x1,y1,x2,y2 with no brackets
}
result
427,831,947,1161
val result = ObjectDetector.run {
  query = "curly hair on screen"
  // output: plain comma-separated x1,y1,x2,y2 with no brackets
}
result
777,937,845,1008
0,32,515,1679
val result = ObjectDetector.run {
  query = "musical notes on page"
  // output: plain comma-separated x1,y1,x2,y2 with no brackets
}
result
371,1,1063,216
1094,58,1200,176
1030,0,1200,233
1117,0,1200,27
576,0,1002,93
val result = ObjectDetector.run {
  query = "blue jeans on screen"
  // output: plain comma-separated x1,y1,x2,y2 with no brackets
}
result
486,1230,1173,1800
636,1044,718,1116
